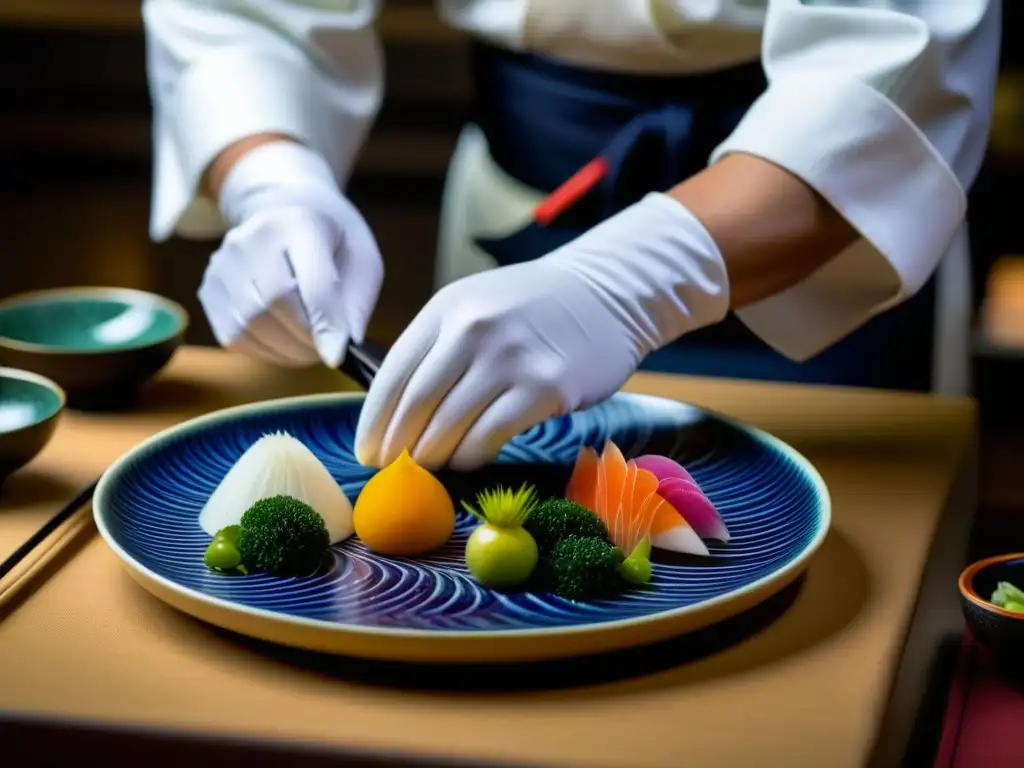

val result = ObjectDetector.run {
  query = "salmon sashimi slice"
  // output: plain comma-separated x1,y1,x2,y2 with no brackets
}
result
564,445,599,514
566,441,711,556
564,440,708,555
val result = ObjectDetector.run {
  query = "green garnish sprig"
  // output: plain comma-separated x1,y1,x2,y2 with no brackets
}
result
461,483,539,528
618,536,653,585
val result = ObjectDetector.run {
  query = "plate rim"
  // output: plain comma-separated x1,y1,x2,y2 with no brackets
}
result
93,391,832,645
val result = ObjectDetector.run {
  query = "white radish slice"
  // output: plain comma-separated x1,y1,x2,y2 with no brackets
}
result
199,431,353,543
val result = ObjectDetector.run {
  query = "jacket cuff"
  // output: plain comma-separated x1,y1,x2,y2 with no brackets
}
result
150,48,375,241
710,73,966,361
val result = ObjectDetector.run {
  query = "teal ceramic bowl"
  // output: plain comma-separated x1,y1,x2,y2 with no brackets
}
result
0,288,188,410
0,367,64,487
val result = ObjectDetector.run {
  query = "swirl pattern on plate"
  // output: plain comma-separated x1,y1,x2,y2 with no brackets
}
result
101,393,825,632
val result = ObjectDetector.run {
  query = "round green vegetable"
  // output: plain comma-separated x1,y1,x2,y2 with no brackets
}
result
238,495,330,577
204,537,241,571
462,483,540,589
525,498,608,549
215,525,242,547
466,524,538,588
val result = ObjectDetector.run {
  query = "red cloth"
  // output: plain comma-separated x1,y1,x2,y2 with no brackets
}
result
935,630,1024,767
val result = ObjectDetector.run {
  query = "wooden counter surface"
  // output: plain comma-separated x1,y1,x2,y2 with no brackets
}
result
0,347,977,767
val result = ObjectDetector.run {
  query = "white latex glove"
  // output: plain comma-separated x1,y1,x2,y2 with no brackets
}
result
198,141,384,368
354,192,731,470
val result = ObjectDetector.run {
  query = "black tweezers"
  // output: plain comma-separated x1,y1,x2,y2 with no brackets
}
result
336,337,386,390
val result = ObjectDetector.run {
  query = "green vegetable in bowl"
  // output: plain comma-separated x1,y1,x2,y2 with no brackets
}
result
463,483,540,588
237,495,330,577
525,498,608,549
991,581,1024,613
536,535,625,601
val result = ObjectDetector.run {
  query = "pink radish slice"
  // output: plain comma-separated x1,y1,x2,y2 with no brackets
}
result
634,454,730,543
658,477,730,542
634,454,698,486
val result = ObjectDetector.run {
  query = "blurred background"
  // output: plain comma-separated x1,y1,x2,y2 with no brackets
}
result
0,0,469,347
1,1,1023,547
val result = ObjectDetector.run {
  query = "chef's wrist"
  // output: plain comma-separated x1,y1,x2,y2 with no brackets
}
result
215,139,342,227
203,133,296,200
668,153,859,307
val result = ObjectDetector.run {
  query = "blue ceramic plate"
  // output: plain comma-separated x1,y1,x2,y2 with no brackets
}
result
94,392,830,663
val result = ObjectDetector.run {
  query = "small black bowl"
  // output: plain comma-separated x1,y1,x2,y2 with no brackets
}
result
959,554,1024,675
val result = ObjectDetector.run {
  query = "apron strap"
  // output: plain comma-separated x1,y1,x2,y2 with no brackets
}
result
478,103,701,266
470,44,762,266
532,104,695,225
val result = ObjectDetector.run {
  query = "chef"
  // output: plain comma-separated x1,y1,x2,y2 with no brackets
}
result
143,0,1000,470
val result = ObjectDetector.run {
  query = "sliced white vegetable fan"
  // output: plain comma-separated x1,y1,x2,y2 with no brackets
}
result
199,432,354,543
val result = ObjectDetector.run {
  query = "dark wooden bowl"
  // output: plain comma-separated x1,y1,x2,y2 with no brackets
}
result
959,554,1024,677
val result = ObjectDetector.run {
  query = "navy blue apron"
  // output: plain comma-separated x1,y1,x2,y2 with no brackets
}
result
469,43,936,392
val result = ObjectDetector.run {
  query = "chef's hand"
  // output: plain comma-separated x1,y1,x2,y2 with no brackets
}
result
355,193,732,470
198,141,383,368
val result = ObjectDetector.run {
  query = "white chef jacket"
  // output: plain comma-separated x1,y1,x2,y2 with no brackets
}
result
143,0,1000,365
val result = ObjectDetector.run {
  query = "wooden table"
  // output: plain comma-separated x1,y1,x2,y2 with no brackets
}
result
0,347,977,767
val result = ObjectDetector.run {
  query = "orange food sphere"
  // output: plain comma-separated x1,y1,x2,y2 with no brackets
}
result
353,449,455,556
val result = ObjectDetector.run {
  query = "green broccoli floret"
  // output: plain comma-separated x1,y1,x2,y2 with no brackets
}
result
237,495,330,577
535,535,625,601
525,498,608,550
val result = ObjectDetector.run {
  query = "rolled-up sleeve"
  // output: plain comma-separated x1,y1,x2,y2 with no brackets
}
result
143,0,384,242
709,0,1001,361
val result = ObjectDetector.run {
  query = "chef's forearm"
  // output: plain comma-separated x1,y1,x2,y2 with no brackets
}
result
668,153,858,309
203,133,302,200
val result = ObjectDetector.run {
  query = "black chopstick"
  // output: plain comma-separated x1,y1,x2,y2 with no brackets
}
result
0,478,98,582
337,338,387,390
